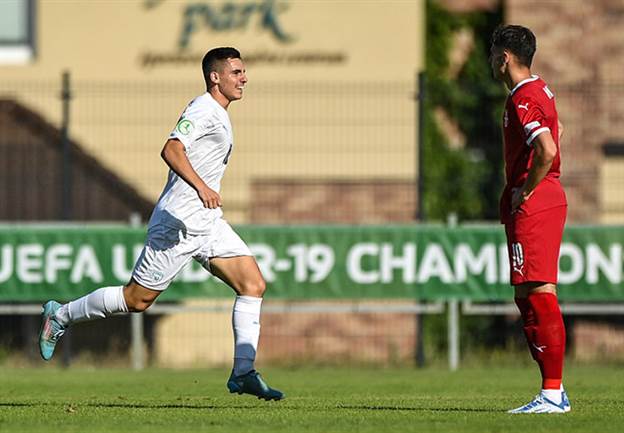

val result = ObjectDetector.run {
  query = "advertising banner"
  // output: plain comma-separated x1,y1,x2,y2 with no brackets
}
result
1,224,622,301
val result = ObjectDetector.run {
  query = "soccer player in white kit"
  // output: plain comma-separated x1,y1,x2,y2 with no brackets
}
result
38,47,284,401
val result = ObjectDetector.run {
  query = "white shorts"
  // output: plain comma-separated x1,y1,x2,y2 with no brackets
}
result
131,218,252,291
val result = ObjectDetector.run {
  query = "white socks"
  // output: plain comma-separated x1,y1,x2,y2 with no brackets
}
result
54,289,261,376
55,286,129,326
232,295,262,376
542,385,564,404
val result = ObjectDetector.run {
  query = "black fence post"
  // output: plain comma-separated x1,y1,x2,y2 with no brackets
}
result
60,70,72,221
415,70,426,368
60,70,73,367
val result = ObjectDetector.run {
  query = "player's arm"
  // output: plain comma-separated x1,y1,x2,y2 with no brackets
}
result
512,131,558,211
160,139,222,209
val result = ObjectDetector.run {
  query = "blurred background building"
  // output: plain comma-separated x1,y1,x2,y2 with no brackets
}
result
0,0,423,224
1,0,623,368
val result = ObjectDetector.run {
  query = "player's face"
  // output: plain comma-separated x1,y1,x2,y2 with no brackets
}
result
216,58,247,102
489,45,507,81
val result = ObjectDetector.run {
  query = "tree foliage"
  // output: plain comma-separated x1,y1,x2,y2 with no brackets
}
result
423,0,506,221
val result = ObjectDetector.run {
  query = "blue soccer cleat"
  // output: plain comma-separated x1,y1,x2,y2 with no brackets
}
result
508,390,571,414
38,301,66,361
227,370,284,401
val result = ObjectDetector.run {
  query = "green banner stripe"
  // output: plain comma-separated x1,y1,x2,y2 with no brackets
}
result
0,225,623,301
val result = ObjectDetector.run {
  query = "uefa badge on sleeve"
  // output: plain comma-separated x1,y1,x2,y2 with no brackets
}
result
176,118,194,135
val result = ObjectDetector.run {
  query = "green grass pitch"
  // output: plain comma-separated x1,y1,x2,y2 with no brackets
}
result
1,365,622,432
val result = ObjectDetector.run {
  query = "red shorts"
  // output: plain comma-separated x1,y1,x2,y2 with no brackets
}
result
504,205,567,286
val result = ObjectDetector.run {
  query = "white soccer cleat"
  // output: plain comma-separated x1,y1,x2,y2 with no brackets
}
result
508,390,571,414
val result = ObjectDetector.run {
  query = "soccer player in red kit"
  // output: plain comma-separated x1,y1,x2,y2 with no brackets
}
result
490,25,570,414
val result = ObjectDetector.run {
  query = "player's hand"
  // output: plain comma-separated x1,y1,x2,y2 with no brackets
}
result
511,186,533,213
197,185,222,209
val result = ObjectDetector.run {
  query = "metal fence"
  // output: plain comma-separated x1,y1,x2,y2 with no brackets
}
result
2,75,624,224
2,75,624,368
0,75,418,224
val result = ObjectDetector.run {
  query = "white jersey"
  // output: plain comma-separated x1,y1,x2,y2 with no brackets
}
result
148,92,234,234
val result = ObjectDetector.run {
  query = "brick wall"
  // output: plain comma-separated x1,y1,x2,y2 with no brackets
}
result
250,180,418,224
507,0,624,222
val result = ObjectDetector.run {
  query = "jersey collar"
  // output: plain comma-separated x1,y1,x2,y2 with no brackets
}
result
509,75,539,96
206,91,229,115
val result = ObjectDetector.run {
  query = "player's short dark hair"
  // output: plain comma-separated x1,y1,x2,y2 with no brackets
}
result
202,47,241,85
491,25,536,67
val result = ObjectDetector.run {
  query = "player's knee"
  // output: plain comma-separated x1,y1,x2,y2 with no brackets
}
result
126,299,153,313
123,281,159,312
239,278,266,297
124,293,155,312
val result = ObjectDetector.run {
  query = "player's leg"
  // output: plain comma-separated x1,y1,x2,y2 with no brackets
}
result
39,225,194,361
507,206,569,413
208,256,283,400
510,282,569,413
209,255,265,375
123,280,162,312
198,219,283,400
39,279,159,361
62,279,161,321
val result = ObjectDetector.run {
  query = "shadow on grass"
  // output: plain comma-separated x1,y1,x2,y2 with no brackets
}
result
337,404,492,413
0,401,495,413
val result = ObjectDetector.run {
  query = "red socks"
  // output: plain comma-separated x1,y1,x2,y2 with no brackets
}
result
514,292,566,389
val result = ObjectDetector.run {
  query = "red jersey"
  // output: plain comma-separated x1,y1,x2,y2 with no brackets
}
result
500,75,567,223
